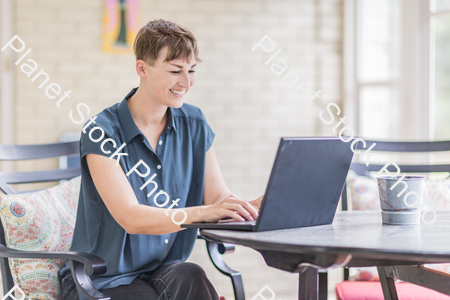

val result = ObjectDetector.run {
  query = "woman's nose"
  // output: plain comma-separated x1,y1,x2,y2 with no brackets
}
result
178,71,190,88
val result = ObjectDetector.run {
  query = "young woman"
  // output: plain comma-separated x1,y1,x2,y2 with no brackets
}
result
60,19,263,300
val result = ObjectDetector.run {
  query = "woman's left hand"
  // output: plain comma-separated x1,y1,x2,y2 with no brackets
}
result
248,195,264,212
225,194,264,219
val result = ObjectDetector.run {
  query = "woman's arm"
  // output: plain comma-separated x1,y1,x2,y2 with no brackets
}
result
86,151,261,235
203,144,264,220
203,144,233,206
87,153,192,235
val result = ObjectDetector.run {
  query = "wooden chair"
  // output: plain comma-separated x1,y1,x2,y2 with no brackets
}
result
336,139,450,300
0,141,245,300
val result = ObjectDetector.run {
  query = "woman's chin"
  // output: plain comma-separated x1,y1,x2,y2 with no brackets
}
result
169,99,184,109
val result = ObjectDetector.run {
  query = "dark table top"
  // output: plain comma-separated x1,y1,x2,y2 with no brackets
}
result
201,211,450,269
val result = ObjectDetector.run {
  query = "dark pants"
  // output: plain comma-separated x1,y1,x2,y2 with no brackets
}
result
61,262,219,300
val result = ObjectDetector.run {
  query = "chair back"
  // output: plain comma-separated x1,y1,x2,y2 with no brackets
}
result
0,141,80,295
342,140,450,211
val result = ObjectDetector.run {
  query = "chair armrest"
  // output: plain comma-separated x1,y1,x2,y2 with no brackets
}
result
69,260,110,300
197,234,245,300
0,244,110,300
197,234,235,254
0,244,106,276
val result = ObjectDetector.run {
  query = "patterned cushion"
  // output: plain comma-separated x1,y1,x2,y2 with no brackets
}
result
0,177,81,300
422,263,450,275
424,178,450,210
346,171,381,211
349,267,379,281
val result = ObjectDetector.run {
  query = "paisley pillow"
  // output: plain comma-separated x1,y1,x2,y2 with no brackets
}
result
0,176,81,300
349,267,379,281
346,171,381,211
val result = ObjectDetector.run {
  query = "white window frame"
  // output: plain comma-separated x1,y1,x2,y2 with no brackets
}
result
344,0,403,139
427,1,450,140
344,0,450,141
0,0,14,147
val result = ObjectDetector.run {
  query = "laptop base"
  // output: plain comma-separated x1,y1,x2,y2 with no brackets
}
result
184,220,256,231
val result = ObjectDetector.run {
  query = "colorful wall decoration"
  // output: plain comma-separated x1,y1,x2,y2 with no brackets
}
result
102,0,140,54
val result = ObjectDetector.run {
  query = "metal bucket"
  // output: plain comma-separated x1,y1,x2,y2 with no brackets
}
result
376,175,425,225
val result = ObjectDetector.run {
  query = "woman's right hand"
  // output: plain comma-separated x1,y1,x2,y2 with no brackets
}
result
199,195,260,223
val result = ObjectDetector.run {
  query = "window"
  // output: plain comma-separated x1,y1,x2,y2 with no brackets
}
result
430,0,450,140
345,0,450,142
354,0,401,140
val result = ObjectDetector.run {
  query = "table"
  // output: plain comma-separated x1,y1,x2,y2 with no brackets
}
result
201,211,450,300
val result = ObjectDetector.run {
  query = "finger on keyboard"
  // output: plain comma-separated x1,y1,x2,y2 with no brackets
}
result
218,218,238,223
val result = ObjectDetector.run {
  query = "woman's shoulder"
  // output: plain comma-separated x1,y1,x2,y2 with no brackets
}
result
82,102,121,138
173,103,207,122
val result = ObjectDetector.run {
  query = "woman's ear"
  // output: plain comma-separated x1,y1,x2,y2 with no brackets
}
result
136,59,147,78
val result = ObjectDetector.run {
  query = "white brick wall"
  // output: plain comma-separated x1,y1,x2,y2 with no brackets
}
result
11,0,344,298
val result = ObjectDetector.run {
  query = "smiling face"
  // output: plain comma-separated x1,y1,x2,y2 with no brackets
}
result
137,46,197,109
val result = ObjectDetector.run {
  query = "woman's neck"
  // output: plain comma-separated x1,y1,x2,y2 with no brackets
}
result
127,87,167,129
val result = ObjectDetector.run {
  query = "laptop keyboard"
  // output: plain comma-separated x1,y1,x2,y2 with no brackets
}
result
218,219,256,225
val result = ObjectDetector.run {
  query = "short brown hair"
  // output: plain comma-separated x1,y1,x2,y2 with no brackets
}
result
133,19,201,66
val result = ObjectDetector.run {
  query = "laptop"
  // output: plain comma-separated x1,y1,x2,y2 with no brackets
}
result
181,137,356,231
